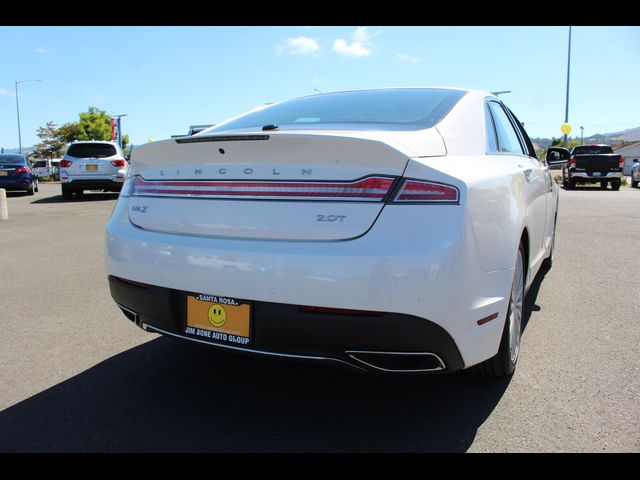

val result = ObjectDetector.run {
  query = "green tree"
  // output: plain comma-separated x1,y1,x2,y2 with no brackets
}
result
32,121,66,160
37,107,130,152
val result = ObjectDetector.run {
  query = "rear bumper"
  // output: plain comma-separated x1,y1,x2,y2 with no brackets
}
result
106,195,516,369
61,177,123,191
570,172,622,180
108,275,465,373
0,178,33,190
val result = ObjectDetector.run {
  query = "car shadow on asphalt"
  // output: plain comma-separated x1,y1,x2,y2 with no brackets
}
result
0,336,512,452
522,264,549,333
30,192,120,204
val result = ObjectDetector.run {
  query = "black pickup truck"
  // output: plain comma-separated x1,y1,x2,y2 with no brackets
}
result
547,144,624,190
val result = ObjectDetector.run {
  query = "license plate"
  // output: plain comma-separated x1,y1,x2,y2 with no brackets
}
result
0,171,7,176
86,164,98,171
185,293,251,346
592,172,601,177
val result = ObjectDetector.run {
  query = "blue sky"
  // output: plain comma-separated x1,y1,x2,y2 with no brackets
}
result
1,26,639,150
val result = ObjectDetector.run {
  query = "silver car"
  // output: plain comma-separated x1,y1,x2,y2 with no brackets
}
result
59,141,128,200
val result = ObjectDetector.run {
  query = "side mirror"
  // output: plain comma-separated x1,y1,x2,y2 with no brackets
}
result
634,159,639,163
546,147,571,166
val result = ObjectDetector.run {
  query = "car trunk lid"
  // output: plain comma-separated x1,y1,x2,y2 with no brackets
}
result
127,130,446,240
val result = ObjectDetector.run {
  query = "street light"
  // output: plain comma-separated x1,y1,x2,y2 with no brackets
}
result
580,126,584,145
15,79,42,155
563,26,572,148
491,90,512,96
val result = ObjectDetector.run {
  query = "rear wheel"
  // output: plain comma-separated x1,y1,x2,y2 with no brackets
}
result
600,180,607,189
611,180,621,191
632,178,638,188
474,243,525,377
61,184,73,200
568,178,577,190
27,182,35,196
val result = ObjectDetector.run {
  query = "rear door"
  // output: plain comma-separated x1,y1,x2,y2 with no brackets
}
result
487,101,549,268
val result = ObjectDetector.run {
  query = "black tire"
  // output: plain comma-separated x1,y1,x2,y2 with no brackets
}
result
61,184,73,200
27,183,35,196
563,177,569,188
473,243,525,377
611,180,621,191
568,178,577,190
600,181,607,189
632,179,638,188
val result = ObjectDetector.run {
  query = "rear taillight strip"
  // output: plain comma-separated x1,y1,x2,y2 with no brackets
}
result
131,176,395,201
393,179,459,203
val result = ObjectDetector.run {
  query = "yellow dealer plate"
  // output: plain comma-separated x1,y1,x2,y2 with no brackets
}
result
186,293,251,346
86,164,98,171
0,171,8,176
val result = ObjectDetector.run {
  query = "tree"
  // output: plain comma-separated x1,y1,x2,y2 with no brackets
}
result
32,121,66,160
33,107,130,154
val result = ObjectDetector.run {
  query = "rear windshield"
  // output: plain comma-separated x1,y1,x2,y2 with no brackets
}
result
34,161,49,168
67,143,117,158
210,88,467,132
0,154,27,166
573,145,613,155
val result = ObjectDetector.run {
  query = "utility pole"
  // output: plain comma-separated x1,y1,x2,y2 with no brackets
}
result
563,26,572,148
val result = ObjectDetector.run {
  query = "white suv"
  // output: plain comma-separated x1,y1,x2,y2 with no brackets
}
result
59,140,128,200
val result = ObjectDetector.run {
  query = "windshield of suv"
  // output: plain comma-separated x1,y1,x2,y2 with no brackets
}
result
34,161,49,168
0,154,27,166
209,88,467,133
67,144,117,158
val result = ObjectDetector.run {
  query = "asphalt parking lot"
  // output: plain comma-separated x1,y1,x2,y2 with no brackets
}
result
0,182,638,452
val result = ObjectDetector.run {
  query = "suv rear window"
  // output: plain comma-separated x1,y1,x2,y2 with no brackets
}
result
572,145,613,155
67,143,117,158
34,161,49,168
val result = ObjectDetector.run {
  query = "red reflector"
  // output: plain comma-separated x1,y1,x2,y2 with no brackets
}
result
111,159,126,167
60,160,73,167
131,176,394,201
394,179,459,203
477,312,499,326
298,306,382,316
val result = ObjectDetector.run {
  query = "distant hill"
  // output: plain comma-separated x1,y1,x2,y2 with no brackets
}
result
532,127,636,150
0,147,35,156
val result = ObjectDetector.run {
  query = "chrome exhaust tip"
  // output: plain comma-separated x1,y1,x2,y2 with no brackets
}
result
116,303,141,326
345,350,446,373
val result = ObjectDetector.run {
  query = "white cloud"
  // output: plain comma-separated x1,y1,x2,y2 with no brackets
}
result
34,47,47,54
396,53,421,64
312,77,329,85
0,88,13,97
279,36,320,55
333,27,373,57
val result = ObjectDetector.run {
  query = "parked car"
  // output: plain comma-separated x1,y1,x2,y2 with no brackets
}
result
59,140,128,200
0,153,39,195
631,159,640,188
106,87,559,377
548,144,624,190
32,159,61,180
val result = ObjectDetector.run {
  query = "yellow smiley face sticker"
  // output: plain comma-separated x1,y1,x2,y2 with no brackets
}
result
208,304,227,328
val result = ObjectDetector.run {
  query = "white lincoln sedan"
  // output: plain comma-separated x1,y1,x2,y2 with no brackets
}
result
106,88,558,376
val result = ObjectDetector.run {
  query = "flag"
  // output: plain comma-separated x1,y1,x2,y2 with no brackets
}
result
115,117,122,149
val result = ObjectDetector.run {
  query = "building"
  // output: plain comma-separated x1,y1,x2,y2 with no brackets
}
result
612,129,640,175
